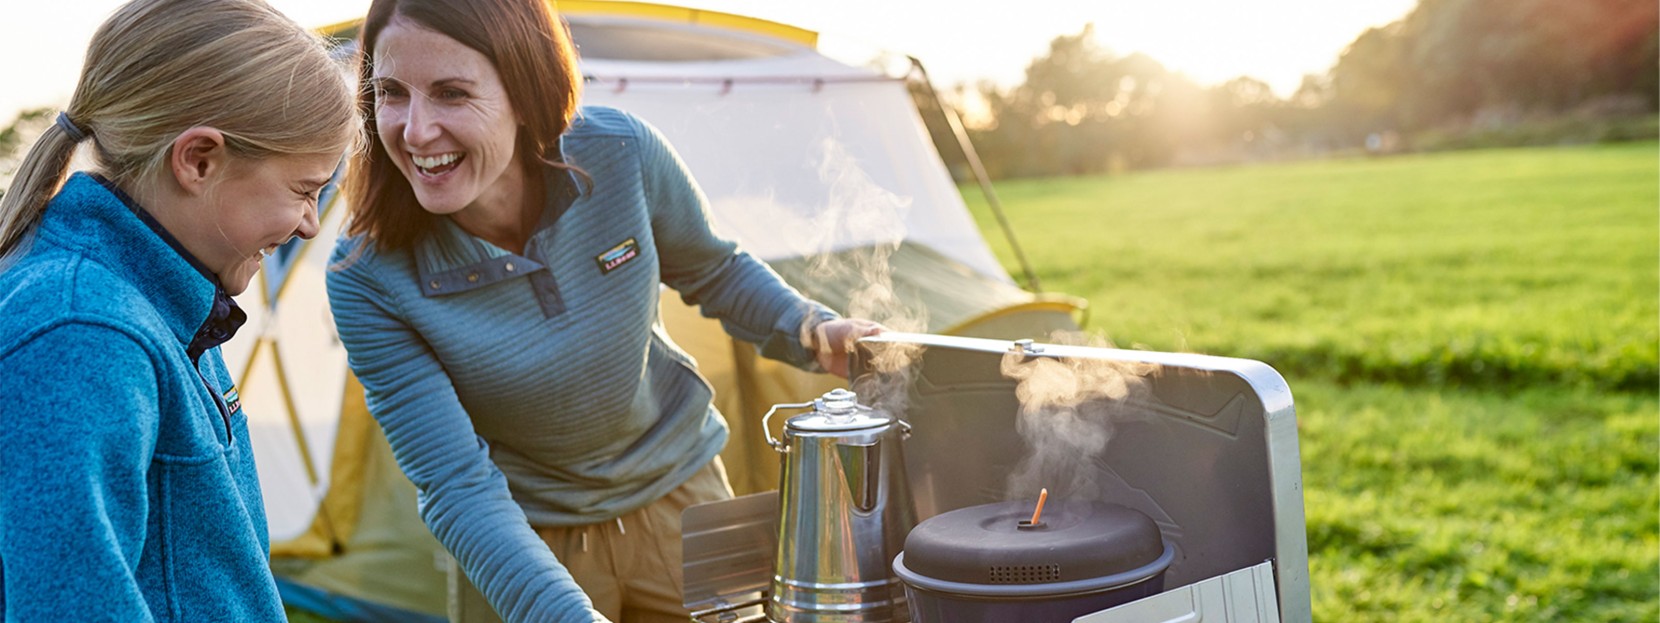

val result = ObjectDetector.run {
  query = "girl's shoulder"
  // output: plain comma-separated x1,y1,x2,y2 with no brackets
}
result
0,251,161,363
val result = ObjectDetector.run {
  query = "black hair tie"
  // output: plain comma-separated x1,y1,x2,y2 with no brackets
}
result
56,112,88,143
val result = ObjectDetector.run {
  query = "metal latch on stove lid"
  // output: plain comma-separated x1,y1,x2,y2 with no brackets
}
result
1011,338,1045,355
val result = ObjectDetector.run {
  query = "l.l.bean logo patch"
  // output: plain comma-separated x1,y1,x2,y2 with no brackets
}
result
596,238,640,275
223,386,242,415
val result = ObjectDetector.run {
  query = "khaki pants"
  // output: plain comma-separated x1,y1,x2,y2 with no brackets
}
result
449,459,735,623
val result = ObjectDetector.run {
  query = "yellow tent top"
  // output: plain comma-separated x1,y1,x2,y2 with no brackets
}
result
314,0,818,48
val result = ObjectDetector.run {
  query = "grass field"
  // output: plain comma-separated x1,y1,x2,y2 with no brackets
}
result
963,142,1659,621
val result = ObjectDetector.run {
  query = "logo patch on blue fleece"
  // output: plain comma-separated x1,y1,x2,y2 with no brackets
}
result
223,387,242,415
596,238,640,275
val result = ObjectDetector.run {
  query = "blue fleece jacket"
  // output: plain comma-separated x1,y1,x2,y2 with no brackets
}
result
327,106,835,622
0,173,282,622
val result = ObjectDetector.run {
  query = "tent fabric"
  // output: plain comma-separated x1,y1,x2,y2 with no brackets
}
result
276,577,446,623
575,17,1010,281
579,70,1012,281
268,389,449,618
235,4,1081,619
559,0,819,49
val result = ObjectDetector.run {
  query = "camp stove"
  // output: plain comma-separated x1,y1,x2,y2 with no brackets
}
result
681,333,1311,623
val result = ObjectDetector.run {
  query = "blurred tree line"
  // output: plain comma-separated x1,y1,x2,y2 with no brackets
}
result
926,0,1658,179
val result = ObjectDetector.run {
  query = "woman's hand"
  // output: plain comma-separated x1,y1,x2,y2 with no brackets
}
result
805,318,887,377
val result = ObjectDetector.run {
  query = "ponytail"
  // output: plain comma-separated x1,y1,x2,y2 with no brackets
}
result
0,115,85,258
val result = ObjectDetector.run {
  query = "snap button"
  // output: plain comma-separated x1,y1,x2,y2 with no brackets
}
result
505,262,515,272
429,280,440,290
467,273,479,283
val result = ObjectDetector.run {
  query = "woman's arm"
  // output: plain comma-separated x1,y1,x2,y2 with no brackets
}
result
0,323,158,622
325,250,607,623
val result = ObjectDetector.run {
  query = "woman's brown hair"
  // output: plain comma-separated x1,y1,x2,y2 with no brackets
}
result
347,0,584,251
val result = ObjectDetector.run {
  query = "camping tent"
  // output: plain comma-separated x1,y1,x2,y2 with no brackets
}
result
234,2,1083,619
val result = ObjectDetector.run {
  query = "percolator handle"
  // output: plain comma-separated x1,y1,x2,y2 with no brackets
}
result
762,401,816,452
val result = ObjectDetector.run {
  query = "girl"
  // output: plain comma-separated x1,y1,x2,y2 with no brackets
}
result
0,0,358,619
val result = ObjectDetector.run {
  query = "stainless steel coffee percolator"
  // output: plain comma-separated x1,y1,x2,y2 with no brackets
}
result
763,388,915,623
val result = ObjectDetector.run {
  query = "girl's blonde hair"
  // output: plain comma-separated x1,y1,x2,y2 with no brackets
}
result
0,0,360,257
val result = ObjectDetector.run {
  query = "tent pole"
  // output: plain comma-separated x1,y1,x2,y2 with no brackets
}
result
907,56,1042,293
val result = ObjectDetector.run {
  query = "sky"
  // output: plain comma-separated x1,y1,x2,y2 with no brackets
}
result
0,0,1418,124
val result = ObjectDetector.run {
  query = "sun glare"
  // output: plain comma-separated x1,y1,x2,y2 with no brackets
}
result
1078,0,1419,95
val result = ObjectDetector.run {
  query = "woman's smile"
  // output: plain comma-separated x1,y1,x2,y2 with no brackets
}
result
412,151,465,177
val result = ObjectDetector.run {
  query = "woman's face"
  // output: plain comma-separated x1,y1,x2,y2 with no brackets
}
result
371,17,524,218
200,152,334,296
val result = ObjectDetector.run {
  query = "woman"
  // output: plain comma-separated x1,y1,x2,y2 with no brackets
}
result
325,0,880,621
0,0,358,620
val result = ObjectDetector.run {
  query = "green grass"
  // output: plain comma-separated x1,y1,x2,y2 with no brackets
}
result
964,142,1659,621
1298,380,1655,622
969,143,1659,391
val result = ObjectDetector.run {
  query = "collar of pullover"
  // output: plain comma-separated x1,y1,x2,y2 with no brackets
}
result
44,173,246,362
413,163,582,299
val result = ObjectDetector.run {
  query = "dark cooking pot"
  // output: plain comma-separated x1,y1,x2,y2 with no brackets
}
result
891,499,1173,622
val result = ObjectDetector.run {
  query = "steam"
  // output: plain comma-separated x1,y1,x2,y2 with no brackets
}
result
801,138,928,414
789,139,1150,502
851,338,925,421
1001,331,1154,501
782,137,1153,504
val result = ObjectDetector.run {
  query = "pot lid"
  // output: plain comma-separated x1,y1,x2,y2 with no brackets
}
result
785,388,893,432
900,499,1165,585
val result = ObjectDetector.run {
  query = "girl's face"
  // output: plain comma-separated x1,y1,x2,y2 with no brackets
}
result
198,152,334,295
371,17,524,219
